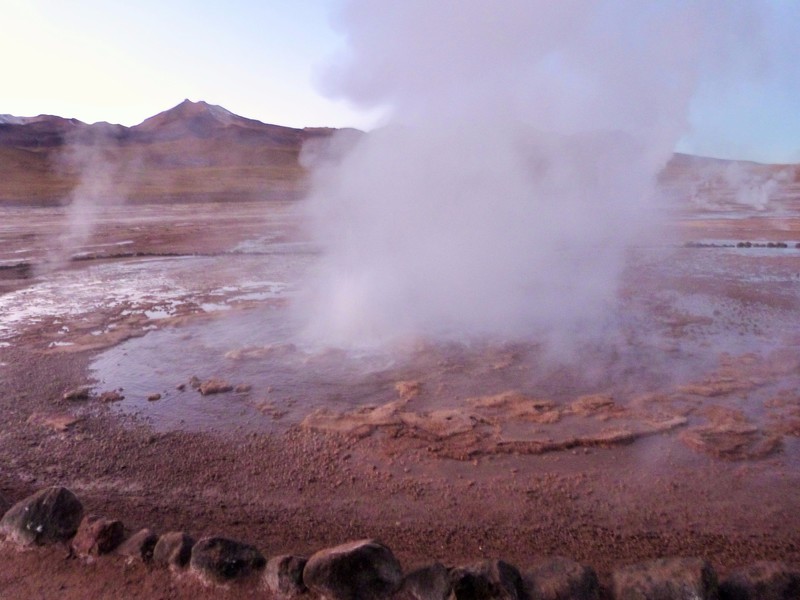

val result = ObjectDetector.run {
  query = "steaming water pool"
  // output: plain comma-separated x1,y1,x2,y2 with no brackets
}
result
2,198,800,458
91,306,406,432
80,244,800,460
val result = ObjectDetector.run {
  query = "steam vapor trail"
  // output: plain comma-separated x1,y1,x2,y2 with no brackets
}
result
49,127,135,269
301,1,764,348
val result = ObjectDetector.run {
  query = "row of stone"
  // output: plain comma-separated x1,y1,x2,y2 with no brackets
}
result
1,486,798,599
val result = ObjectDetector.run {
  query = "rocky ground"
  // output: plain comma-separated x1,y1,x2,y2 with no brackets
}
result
1,200,800,598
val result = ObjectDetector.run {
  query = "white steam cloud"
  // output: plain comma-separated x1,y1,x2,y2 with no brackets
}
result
301,1,761,347
49,127,137,269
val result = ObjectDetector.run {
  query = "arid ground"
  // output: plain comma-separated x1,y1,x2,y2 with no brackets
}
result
1,104,800,598
2,188,800,598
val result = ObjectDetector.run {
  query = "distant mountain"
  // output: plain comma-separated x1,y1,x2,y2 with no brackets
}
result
0,101,796,206
0,100,341,205
134,99,268,139
664,152,796,175
662,152,799,190
0,115,29,125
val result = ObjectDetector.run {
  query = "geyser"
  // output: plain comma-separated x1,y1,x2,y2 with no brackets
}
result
301,1,759,347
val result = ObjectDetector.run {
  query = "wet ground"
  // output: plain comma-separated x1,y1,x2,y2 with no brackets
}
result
1,191,800,597
3,199,799,456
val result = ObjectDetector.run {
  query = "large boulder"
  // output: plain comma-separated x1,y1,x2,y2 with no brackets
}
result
303,539,403,600
264,554,308,598
613,557,719,600
719,561,800,600
0,486,83,546
152,531,195,569
402,562,452,600
189,536,266,583
71,514,125,556
116,528,159,562
523,556,600,600
448,560,525,600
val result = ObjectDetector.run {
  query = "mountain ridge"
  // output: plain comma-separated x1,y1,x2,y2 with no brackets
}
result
0,100,343,205
0,100,796,206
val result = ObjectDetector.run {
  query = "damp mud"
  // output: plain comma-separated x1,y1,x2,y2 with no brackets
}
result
1,192,800,596
3,195,800,462
82,212,800,465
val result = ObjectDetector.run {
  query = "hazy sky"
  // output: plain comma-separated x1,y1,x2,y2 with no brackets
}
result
2,0,375,129
2,0,799,163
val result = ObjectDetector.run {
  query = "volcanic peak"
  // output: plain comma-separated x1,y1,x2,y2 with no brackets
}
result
131,99,269,136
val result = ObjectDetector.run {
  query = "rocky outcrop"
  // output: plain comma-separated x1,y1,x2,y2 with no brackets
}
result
448,560,525,600
613,557,718,600
523,556,600,600
303,539,403,600
152,531,195,569
116,528,159,562
719,561,800,599
71,515,124,556
264,554,308,598
189,536,266,583
0,486,83,546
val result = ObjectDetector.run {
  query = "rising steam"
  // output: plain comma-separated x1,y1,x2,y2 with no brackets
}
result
49,127,133,268
300,1,761,347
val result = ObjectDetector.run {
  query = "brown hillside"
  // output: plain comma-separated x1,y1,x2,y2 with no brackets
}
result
1,102,797,206
0,100,338,205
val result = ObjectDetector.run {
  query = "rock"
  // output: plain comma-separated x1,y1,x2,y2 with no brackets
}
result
681,425,782,460
448,560,525,600
147,393,162,401
264,554,308,598
613,557,718,600
304,539,403,600
152,531,195,569
523,557,600,600
116,528,159,562
719,561,800,599
569,394,616,416
189,376,202,389
98,391,124,403
395,380,422,401
71,514,124,556
199,378,233,395
402,563,451,600
62,386,91,401
234,384,252,394
0,486,83,546
189,536,266,583
27,412,81,432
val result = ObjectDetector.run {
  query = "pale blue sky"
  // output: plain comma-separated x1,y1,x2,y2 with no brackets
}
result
2,0,373,129
2,0,798,163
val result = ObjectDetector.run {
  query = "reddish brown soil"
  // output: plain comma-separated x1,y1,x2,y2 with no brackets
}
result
1,200,800,598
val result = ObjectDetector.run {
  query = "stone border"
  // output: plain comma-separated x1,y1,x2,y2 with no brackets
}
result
1,486,799,599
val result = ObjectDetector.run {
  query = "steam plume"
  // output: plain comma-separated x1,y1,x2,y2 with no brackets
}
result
301,1,761,347
49,127,134,268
